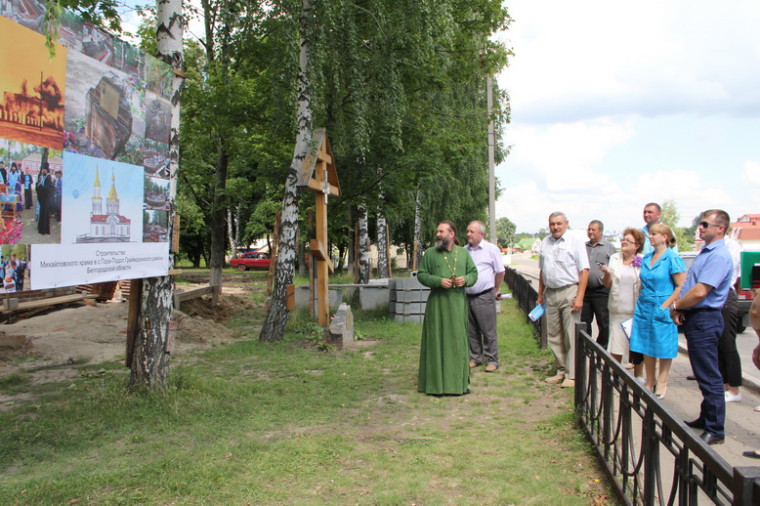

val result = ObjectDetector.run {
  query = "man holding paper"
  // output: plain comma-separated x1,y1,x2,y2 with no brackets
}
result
537,212,590,388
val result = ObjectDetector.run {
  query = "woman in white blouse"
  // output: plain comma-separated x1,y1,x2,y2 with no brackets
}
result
601,228,645,368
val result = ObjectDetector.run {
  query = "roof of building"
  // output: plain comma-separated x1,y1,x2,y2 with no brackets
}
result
91,214,131,223
731,214,760,241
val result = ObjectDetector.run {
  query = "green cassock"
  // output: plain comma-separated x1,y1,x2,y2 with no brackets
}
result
416,245,478,395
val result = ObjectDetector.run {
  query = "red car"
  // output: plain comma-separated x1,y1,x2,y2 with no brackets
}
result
230,252,271,271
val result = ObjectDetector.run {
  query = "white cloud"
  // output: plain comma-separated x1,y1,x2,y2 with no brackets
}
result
501,0,760,122
742,161,760,185
505,120,634,191
495,0,760,237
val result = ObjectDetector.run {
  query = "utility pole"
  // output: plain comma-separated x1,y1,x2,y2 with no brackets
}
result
487,75,496,244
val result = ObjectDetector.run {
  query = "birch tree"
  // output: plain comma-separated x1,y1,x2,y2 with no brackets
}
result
259,0,314,342
129,0,184,389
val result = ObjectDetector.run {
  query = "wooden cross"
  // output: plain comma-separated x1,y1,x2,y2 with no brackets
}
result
297,128,341,326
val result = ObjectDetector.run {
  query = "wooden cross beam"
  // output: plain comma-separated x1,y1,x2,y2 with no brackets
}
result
298,129,340,326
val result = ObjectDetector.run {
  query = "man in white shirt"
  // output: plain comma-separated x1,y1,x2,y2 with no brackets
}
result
719,235,743,402
465,221,505,372
537,212,590,388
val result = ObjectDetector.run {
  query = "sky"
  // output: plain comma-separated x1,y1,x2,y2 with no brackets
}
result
116,1,760,236
493,0,760,234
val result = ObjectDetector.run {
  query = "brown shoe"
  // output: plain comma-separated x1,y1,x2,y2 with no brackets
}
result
469,360,479,369
560,378,575,388
485,363,498,373
545,373,565,384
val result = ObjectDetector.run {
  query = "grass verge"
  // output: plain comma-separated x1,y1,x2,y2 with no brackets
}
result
0,297,612,505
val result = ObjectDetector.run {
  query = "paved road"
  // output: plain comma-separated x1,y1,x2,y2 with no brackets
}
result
506,252,760,465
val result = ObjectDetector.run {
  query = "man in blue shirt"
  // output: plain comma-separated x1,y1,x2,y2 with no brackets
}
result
670,209,734,445
640,202,662,255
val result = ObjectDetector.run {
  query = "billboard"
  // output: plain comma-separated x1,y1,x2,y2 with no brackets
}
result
0,2,172,290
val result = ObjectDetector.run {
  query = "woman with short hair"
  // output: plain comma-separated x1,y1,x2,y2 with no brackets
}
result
601,228,645,368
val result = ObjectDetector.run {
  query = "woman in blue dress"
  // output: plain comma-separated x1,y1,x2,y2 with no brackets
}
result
629,224,686,399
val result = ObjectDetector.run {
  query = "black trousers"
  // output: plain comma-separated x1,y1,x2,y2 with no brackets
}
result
718,289,741,387
582,288,610,348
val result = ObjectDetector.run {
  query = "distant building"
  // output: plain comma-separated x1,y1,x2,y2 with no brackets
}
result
17,153,63,177
730,214,760,251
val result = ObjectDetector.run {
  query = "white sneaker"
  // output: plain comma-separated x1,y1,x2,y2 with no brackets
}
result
725,391,742,403
635,376,647,386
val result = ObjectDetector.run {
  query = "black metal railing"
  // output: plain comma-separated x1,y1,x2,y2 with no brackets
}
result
504,266,547,348
574,323,760,505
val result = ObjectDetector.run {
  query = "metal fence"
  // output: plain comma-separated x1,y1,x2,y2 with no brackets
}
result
504,266,546,348
574,323,760,505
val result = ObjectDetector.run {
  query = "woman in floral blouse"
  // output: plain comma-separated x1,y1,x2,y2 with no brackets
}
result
601,228,645,367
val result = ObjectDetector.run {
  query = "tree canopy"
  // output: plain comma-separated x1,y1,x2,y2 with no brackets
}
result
54,0,512,281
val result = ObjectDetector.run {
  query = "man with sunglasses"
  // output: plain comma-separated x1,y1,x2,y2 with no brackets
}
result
670,210,734,445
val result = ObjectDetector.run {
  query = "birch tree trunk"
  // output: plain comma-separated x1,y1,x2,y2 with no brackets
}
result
259,0,313,342
356,204,370,284
129,0,183,389
227,204,240,257
376,168,389,278
412,186,423,271
376,211,388,278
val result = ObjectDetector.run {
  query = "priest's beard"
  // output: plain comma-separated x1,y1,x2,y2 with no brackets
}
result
435,237,451,251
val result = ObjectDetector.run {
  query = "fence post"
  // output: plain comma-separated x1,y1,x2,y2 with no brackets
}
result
574,322,587,410
733,466,760,505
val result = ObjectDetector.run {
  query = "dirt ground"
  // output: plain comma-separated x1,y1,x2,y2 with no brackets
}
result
0,281,256,388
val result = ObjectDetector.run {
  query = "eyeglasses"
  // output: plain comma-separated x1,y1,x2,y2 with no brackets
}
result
699,221,720,228
620,239,637,244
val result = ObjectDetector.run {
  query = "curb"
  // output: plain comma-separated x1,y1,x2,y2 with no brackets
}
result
677,342,760,397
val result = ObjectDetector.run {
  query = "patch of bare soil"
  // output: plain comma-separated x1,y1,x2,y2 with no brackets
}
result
0,281,256,387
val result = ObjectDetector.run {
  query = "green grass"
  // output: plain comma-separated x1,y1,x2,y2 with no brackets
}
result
0,295,612,505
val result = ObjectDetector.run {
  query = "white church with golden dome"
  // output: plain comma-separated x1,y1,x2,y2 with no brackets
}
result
76,167,131,243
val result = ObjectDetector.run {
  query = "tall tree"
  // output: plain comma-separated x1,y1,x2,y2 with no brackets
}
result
355,204,370,283
129,0,184,389
259,0,315,342
495,217,516,249
661,199,693,251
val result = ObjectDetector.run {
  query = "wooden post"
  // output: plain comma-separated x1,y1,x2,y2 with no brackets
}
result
312,157,330,325
296,129,340,328
264,211,280,313
308,253,315,318
125,279,143,368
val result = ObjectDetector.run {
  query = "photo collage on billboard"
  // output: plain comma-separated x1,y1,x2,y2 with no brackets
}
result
0,0,173,291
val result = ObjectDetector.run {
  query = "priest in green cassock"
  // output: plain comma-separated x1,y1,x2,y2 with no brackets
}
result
417,221,478,395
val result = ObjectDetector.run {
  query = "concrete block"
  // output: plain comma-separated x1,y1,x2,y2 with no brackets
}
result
395,289,424,303
344,286,358,303
294,286,343,310
295,285,310,309
394,276,425,290
328,289,342,310
359,286,389,311
328,303,354,347
394,302,426,314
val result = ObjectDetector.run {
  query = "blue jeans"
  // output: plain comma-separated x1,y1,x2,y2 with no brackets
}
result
684,309,725,437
